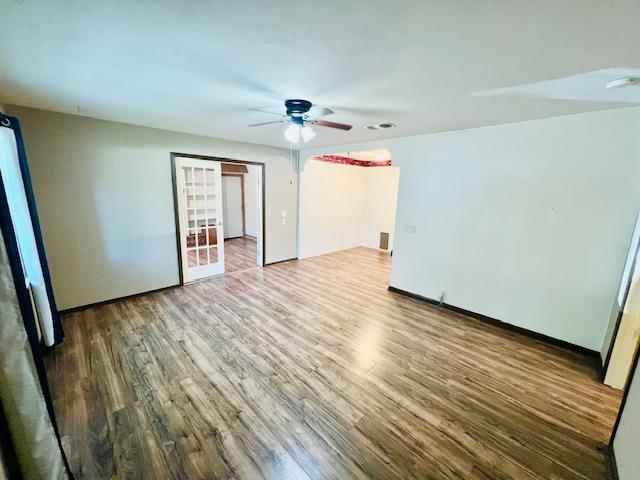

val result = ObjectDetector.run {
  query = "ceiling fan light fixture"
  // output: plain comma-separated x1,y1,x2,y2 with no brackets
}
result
252,99,353,141
284,123,301,143
300,125,316,142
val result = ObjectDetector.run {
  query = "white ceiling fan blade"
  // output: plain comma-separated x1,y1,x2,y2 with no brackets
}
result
248,107,285,116
307,106,334,119
248,120,286,127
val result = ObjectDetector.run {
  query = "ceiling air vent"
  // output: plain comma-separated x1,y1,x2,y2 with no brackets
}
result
366,122,397,130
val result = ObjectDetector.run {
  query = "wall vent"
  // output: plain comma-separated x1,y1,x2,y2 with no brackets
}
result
379,232,390,250
366,122,397,130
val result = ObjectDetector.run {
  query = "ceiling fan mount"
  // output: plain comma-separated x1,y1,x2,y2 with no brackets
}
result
248,99,353,143
284,99,313,118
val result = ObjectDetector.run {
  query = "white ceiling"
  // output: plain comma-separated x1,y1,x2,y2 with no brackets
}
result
1,1,640,149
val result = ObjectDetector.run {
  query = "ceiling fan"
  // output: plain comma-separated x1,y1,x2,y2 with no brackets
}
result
248,99,352,143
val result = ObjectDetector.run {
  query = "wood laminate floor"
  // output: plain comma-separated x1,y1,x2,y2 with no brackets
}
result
225,236,258,273
46,247,621,479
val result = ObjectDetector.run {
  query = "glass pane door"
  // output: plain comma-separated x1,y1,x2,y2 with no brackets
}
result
175,157,225,282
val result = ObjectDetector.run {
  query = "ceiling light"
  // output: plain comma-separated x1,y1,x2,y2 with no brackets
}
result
284,124,300,143
606,77,639,89
300,125,316,142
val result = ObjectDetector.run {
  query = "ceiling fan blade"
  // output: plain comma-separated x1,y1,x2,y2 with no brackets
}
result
248,120,286,127
313,119,353,131
307,106,334,119
248,107,285,116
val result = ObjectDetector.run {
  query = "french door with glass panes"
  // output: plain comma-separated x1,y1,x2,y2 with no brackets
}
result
175,156,225,282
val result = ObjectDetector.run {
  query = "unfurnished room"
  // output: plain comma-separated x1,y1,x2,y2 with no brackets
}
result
1,2,640,479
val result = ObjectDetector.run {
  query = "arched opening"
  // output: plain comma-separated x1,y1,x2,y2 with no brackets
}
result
298,148,399,281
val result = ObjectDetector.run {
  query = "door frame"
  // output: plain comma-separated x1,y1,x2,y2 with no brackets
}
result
603,213,640,381
170,152,266,285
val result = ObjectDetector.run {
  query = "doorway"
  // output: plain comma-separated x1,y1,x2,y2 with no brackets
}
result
171,153,264,284
603,211,640,389
221,162,262,273
298,148,399,261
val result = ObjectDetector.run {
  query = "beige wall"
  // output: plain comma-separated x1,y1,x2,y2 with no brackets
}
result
7,106,298,309
361,167,400,250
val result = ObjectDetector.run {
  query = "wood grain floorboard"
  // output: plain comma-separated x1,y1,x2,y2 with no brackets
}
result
225,237,257,273
45,247,621,479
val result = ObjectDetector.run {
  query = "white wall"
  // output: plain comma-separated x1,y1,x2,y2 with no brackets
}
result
243,164,259,238
361,167,400,250
222,175,243,239
298,159,399,258
614,359,640,479
299,160,364,258
302,107,640,351
8,106,298,309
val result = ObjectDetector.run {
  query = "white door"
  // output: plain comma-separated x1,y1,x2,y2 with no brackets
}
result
175,157,225,282
222,176,243,238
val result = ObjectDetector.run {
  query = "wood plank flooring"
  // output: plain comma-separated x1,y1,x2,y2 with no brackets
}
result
45,247,621,479
225,236,257,273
